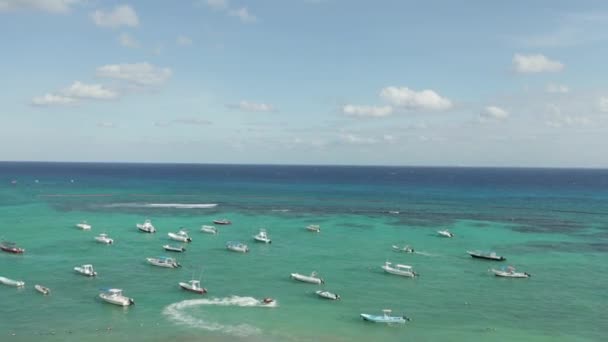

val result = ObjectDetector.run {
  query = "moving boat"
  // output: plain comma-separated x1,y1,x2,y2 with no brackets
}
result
0,241,25,254
361,309,410,324
74,264,97,277
491,266,531,278
381,262,417,277
99,288,135,306
147,256,181,268
226,241,249,253
94,233,114,244
437,230,454,238
306,224,321,233
168,230,192,243
467,250,506,261
137,219,156,233
253,229,272,244
213,219,231,225
163,244,186,252
76,221,92,230
392,245,414,253
261,297,275,305
290,271,324,284
315,290,340,300
179,280,207,294
201,225,218,234
35,284,51,295
0,276,25,287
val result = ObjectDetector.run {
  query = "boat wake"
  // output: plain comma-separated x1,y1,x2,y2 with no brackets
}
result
103,203,218,209
414,251,439,257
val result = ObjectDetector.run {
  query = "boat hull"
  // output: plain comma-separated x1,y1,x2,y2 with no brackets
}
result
168,233,192,243
254,237,271,244
468,252,506,261
35,284,51,295
0,246,25,254
163,245,186,252
291,273,324,284
179,283,207,294
99,294,134,306
316,290,340,300
492,270,530,278
147,258,180,268
213,220,231,225
360,314,407,323
382,266,416,277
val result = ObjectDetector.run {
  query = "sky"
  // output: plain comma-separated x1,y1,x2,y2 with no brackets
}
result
1,0,607,167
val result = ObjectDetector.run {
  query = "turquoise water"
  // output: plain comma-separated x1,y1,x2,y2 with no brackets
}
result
0,163,606,341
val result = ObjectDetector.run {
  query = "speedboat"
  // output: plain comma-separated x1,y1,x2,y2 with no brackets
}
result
179,280,207,294
361,309,410,324
201,225,218,234
76,221,92,230
261,297,275,305
94,233,114,244
213,219,231,225
290,271,324,284
491,266,531,278
392,245,414,253
226,241,249,253
74,264,97,277
168,230,192,243
35,284,51,295
0,276,25,287
137,219,156,233
306,224,321,233
381,262,417,277
467,250,506,261
99,288,135,306
147,256,181,268
163,244,186,252
315,290,340,300
437,230,454,238
253,229,272,244
0,241,25,254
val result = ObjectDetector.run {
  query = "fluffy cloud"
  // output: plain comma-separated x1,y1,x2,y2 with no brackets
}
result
228,101,276,112
546,83,569,93
342,105,393,118
118,32,140,48
0,0,80,13
513,53,564,73
91,5,139,28
480,106,509,120
545,104,591,127
176,35,193,46
380,86,452,110
96,62,172,86
31,93,76,106
229,7,256,23
598,96,608,113
63,81,117,99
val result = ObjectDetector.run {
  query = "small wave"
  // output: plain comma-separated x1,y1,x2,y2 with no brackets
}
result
414,251,439,257
271,209,290,212
102,203,218,209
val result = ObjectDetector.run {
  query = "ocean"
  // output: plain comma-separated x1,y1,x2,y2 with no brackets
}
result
0,162,606,341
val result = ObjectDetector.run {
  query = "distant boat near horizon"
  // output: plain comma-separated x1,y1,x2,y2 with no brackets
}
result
76,221,92,230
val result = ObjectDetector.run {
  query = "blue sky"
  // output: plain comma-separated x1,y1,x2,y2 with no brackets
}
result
1,0,607,167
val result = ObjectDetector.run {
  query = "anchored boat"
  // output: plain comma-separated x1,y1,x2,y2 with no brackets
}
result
226,241,249,253
76,221,92,230
491,266,531,278
179,280,207,294
213,219,231,225
94,233,114,244
168,230,192,243
381,262,417,277
201,225,218,234
467,250,506,261
253,229,272,244
99,288,134,306
163,244,186,252
306,224,321,233
74,264,97,277
147,256,181,268
291,271,324,284
0,241,25,254
437,230,454,238
137,219,156,233
361,309,410,324
35,284,51,295
392,245,414,253
315,290,340,300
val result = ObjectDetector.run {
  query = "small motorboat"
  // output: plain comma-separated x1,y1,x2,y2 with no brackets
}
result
76,221,92,230
226,241,249,253
201,225,218,234
467,250,506,261
168,230,192,243
137,219,156,233
261,297,275,305
253,229,272,244
381,262,417,277
94,233,114,244
99,288,135,306
147,256,181,268
290,271,324,284
315,290,340,300
74,264,97,277
163,244,186,252
361,309,410,324
213,219,231,225
491,266,531,278
306,224,321,233
0,276,25,287
392,245,414,253
35,284,51,295
0,241,25,254
437,230,454,238
179,280,207,294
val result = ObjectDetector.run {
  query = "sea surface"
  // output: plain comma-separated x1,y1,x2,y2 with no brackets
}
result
0,162,606,341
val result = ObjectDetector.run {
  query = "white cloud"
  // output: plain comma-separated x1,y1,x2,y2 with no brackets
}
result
342,104,393,118
380,86,452,110
97,122,117,128
545,104,591,127
205,0,228,10
154,118,211,127
480,106,509,121
228,101,276,112
63,81,117,100
229,7,256,23
546,83,569,93
31,93,76,106
598,96,608,113
118,32,140,48
339,133,377,145
513,53,564,73
176,35,193,46
96,62,172,86
0,0,80,13
91,5,139,28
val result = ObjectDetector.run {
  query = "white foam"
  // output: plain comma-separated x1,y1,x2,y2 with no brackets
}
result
103,203,218,209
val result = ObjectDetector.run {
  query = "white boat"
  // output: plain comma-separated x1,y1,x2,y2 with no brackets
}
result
168,230,192,243
381,262,417,277
306,224,321,233
179,280,207,294
437,230,454,238
361,309,410,324
392,245,414,253
74,264,97,277
253,229,272,244
76,221,92,230
137,219,156,233
213,219,231,225
491,266,531,278
291,271,324,284
147,256,181,268
163,244,186,252
201,225,218,234
99,288,134,306
226,241,249,253
0,276,25,287
35,284,51,295
315,290,340,300
94,233,114,244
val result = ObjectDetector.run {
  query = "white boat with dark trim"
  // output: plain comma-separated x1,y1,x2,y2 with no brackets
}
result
306,224,321,233
361,309,410,324
315,290,340,300
179,280,207,294
213,219,231,225
392,245,414,253
491,266,531,278
437,230,454,238
201,225,218,234
168,230,192,243
76,221,92,230
253,229,271,244
137,219,156,233
226,241,249,253
290,271,324,284
147,256,181,268
99,288,134,306
163,244,186,252
74,264,97,277
94,233,114,244
467,250,506,261
381,262,417,277
0,276,25,287
35,284,51,295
